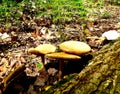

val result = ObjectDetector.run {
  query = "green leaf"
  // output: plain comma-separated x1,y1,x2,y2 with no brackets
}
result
36,63,43,69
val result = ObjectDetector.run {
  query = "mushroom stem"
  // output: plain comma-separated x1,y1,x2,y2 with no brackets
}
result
45,52,81,80
59,60,64,80
41,54,45,64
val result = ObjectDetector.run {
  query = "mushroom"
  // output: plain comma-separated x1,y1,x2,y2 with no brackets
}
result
28,44,56,64
59,40,91,55
46,52,81,80
28,47,40,55
87,30,120,48
102,30,120,40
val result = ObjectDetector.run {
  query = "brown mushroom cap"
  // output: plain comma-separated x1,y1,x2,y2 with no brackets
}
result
28,44,56,55
59,41,91,55
46,52,81,59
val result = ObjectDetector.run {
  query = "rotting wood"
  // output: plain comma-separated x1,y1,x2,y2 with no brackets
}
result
2,64,25,91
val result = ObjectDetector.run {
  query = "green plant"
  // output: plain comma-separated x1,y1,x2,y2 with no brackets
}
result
105,0,120,5
83,0,105,21
0,0,87,28
36,0,86,23
0,0,22,29
36,63,43,69
101,11,111,19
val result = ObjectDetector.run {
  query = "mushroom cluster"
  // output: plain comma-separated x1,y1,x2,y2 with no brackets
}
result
46,41,91,80
28,41,91,80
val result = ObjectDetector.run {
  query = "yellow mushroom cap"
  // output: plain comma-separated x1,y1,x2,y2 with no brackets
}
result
28,48,40,55
46,52,81,59
35,44,56,54
59,41,91,55
28,44,56,55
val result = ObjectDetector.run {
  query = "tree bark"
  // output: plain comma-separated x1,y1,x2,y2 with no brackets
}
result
45,38,120,94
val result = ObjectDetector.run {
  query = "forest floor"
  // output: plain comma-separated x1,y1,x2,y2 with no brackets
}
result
0,3,120,94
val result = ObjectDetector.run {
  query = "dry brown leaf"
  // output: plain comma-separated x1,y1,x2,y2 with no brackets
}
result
0,28,5,33
0,58,9,73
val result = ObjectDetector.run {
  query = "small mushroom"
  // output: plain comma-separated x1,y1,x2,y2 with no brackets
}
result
28,44,56,63
46,52,81,80
102,30,120,40
59,40,91,55
86,30,120,48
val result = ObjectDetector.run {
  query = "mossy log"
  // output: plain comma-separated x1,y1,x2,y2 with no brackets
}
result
46,38,120,94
